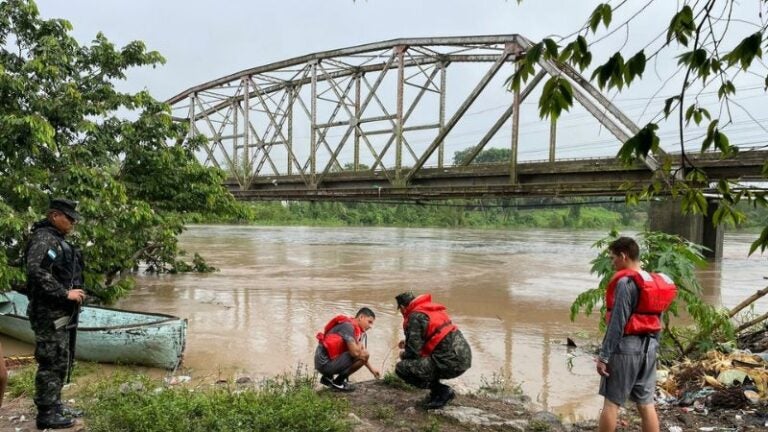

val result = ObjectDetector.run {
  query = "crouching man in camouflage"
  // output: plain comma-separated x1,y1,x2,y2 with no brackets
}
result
25,199,86,430
394,292,471,409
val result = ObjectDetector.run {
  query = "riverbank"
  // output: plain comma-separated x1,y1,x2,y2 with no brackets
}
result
192,199,768,234
1,364,766,431
193,200,645,230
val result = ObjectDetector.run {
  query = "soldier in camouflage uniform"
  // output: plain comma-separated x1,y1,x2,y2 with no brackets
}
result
25,198,87,430
394,292,471,409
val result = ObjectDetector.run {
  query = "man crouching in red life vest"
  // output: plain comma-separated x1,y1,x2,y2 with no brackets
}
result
597,236,676,432
395,292,472,410
314,307,380,392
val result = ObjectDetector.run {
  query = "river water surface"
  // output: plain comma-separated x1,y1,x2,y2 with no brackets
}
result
4,226,767,420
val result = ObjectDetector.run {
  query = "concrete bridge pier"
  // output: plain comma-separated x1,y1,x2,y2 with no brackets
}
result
648,199,723,260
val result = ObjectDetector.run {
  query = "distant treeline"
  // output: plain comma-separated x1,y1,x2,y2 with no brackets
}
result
192,197,768,230
191,145,768,230
192,198,646,229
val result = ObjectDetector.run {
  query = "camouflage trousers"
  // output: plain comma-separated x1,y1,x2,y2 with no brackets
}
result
33,326,70,408
395,357,468,389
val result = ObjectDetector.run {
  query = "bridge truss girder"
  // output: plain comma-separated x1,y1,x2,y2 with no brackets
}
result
167,35,660,199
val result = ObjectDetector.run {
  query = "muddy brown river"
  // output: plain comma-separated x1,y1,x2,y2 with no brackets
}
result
3,226,766,420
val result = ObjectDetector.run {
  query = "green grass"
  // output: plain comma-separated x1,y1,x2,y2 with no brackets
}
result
527,419,553,431
380,371,414,391
476,370,524,398
75,368,350,432
7,360,99,400
7,364,36,398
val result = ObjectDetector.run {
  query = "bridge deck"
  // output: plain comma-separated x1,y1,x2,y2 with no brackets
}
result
228,150,768,201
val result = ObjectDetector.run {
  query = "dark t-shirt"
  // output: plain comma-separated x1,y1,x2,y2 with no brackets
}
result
315,322,357,365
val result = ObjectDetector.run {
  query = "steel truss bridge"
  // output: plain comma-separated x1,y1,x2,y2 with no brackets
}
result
167,35,767,201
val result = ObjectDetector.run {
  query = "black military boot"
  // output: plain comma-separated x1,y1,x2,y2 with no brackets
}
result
56,401,84,418
36,406,75,430
425,383,455,409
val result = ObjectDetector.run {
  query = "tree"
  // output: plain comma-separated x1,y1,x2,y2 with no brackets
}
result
452,146,510,165
512,1,768,254
512,1,768,353
0,0,245,302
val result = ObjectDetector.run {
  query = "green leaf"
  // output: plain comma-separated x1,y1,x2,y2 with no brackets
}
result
617,123,659,164
666,6,695,46
624,50,646,85
538,76,574,120
663,96,680,118
507,42,543,91
685,105,710,126
589,4,611,33
684,167,707,183
559,36,593,70
723,32,764,70
748,226,768,255
601,4,612,28
714,131,731,154
591,52,626,90
685,104,696,124
718,81,736,99
542,38,559,59
701,119,719,152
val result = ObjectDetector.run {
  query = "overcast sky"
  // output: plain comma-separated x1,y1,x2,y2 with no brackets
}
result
36,0,682,99
34,1,766,161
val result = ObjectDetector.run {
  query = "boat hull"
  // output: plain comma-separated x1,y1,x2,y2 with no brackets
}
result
0,291,186,370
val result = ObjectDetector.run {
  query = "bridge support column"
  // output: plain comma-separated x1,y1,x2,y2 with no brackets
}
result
649,199,723,260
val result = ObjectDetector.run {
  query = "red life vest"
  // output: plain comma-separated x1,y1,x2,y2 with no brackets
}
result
402,294,458,357
316,315,362,360
605,269,677,335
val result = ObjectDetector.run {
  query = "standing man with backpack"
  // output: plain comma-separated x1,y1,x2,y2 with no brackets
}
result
25,198,87,430
597,236,677,432
314,307,380,392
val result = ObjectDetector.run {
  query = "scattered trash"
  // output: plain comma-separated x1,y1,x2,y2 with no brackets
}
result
656,388,677,405
164,375,191,385
710,387,748,409
3,355,35,369
743,389,760,404
655,349,768,429
716,369,748,386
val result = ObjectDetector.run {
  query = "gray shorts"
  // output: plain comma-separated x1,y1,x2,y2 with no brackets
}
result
314,345,355,377
599,335,657,406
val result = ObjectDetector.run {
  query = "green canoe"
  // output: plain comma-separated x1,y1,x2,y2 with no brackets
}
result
0,291,186,370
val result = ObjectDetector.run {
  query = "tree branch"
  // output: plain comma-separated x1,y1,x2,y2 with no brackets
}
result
728,286,768,318
736,311,768,333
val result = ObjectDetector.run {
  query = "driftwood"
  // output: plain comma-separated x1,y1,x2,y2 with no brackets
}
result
729,286,768,318
737,326,768,352
736,311,768,333
682,286,768,356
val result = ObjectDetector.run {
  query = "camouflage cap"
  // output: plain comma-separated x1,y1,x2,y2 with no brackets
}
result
395,292,415,308
49,198,80,222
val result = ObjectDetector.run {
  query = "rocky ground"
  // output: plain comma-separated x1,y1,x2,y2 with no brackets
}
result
0,378,766,431
333,380,767,432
